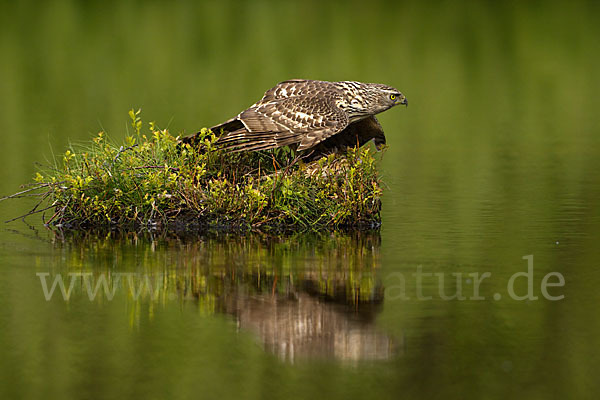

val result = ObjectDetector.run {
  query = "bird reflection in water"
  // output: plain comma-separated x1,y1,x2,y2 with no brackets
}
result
52,229,397,362
224,284,395,363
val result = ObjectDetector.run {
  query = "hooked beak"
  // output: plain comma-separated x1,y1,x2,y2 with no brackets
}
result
397,94,408,107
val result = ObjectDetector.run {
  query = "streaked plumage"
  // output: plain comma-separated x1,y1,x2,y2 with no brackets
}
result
182,79,407,155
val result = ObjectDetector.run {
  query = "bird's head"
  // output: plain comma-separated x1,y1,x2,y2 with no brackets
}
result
370,84,407,113
337,81,407,120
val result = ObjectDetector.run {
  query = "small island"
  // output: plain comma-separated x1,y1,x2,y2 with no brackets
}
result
5,110,384,232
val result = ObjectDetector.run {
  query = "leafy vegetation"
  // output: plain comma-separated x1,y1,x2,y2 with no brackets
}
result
6,110,384,231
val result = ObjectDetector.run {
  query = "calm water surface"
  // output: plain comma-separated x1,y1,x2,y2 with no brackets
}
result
1,1,599,399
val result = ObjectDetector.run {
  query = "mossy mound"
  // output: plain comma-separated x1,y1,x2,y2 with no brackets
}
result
7,110,384,231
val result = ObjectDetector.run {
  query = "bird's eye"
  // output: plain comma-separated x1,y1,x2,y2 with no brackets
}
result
390,94,396,100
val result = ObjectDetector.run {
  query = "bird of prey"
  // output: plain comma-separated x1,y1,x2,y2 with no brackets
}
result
182,79,407,157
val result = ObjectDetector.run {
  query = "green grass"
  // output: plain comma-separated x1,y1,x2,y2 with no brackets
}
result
9,110,384,231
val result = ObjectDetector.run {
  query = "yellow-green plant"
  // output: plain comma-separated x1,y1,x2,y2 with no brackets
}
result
6,110,384,231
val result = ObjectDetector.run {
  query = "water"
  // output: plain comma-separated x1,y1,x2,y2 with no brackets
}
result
1,0,599,398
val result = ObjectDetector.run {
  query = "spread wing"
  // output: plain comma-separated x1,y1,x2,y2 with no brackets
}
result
257,79,310,103
256,79,336,104
204,80,320,136
216,95,349,152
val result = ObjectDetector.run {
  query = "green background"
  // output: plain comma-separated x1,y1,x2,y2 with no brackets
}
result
1,0,599,399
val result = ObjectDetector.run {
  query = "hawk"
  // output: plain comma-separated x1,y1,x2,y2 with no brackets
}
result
182,79,407,157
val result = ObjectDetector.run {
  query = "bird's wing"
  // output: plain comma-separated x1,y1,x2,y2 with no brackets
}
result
217,95,349,152
256,79,338,104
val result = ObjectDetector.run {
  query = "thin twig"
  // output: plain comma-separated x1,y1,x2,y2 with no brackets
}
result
0,184,50,202
113,144,139,163
132,165,180,173
5,203,57,223
44,196,70,226
5,188,53,223
283,151,304,176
